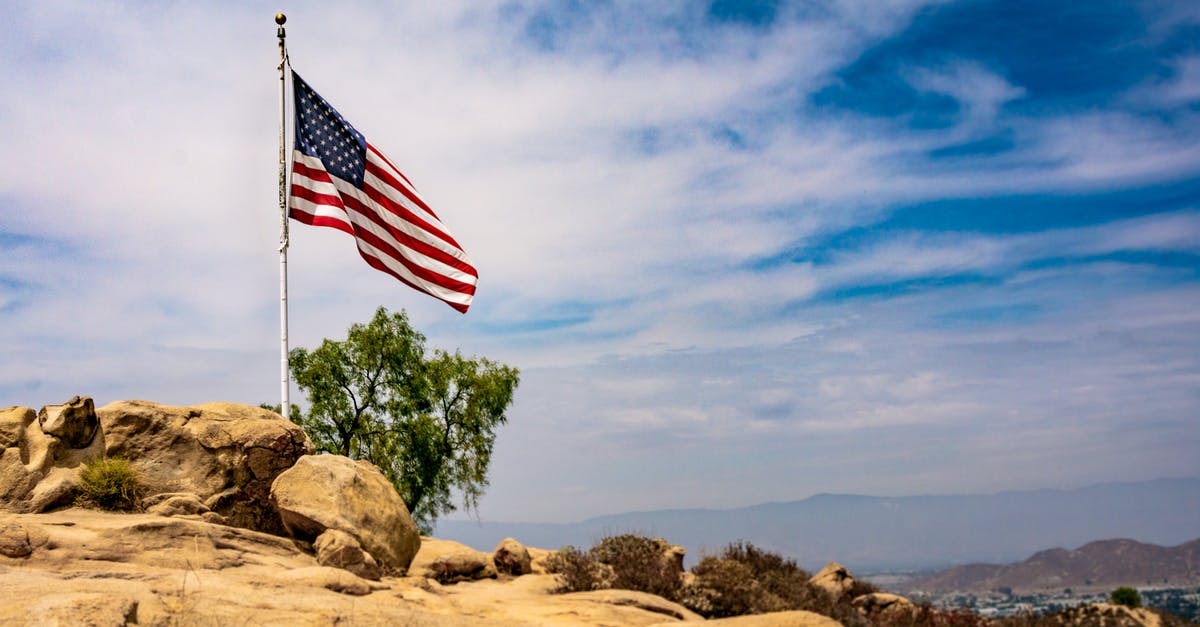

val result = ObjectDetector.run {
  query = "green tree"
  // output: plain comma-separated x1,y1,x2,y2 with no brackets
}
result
1111,586,1141,608
286,306,519,532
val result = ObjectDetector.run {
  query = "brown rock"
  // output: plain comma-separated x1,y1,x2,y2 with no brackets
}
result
809,561,855,598
145,493,211,518
0,449,40,508
0,406,35,449
0,403,105,513
315,528,382,580
28,592,138,626
99,400,314,534
430,548,498,583
37,396,99,449
0,521,33,558
25,466,82,512
271,454,420,573
568,589,702,621
2,508,728,626
494,537,533,576
277,566,389,596
0,409,39,509
527,546,555,574
852,592,916,619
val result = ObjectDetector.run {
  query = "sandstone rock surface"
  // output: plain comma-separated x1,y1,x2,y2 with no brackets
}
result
430,547,498,583
0,401,106,513
0,521,33,558
99,400,313,534
314,528,382,581
271,453,421,572
0,508,724,626
810,561,855,598
852,591,917,620
494,536,533,575
144,492,211,518
37,396,99,449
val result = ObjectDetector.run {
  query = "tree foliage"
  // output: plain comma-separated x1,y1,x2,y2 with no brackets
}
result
1111,586,1142,608
287,306,519,532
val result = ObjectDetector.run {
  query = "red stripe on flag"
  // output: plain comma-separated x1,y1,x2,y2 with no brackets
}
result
356,248,471,314
364,158,466,251
357,179,478,277
292,160,336,185
290,181,348,214
338,192,478,294
289,206,356,238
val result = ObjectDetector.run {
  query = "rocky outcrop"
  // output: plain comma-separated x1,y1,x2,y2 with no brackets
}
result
99,400,314,534
494,537,533,576
0,401,106,513
37,396,98,449
809,561,855,598
569,589,702,622
0,520,34,558
315,529,382,581
430,547,498,583
852,592,917,621
2,398,314,536
144,492,210,517
0,509,719,626
271,454,421,573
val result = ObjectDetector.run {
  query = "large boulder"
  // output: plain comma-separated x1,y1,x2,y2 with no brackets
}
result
314,526,384,581
852,592,917,621
429,548,498,583
809,561,855,598
314,529,382,581
270,454,421,573
37,396,98,449
493,537,533,576
0,401,107,512
0,520,34,558
98,400,314,534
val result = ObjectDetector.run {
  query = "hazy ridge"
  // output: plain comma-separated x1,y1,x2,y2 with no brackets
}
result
437,477,1200,572
900,537,1200,593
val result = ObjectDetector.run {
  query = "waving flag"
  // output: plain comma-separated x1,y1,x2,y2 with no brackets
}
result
287,71,477,313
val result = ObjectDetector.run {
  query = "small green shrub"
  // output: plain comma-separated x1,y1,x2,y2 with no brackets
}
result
545,546,607,593
77,457,143,511
1111,586,1141,608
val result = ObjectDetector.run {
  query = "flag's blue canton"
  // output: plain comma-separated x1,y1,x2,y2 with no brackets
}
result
292,72,367,188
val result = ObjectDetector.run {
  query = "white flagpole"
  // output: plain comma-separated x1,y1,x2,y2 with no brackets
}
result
276,13,290,415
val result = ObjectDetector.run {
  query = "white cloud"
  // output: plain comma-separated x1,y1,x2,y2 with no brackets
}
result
905,60,1026,135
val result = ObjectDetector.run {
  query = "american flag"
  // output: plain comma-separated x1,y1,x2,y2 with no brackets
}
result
287,71,477,313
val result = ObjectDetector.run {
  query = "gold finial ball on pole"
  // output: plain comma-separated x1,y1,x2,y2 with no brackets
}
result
275,13,287,25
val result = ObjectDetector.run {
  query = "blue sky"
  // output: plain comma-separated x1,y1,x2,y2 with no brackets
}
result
1,0,1197,523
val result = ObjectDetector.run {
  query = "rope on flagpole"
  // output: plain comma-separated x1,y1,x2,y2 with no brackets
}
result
277,13,291,416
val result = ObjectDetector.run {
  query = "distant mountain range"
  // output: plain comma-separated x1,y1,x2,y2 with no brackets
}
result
436,477,1200,572
899,538,1200,593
